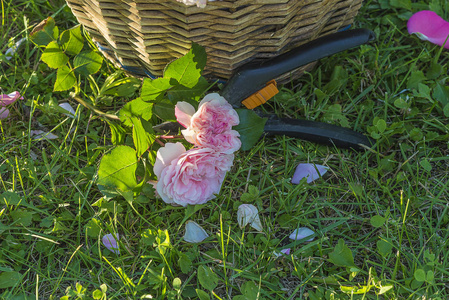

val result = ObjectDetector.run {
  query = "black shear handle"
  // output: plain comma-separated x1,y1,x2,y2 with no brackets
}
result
264,117,374,150
222,28,375,107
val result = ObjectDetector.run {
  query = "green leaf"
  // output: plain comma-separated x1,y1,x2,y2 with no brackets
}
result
85,218,102,238
30,17,58,46
97,145,139,193
233,109,267,151
443,103,449,117
370,215,386,228
41,41,69,68
414,268,426,282
167,76,210,103
419,159,432,172
173,278,182,291
236,281,258,300
119,98,153,127
153,97,176,121
196,289,210,300
102,77,141,97
1,191,21,205
54,65,76,91
164,43,207,88
131,117,156,157
389,0,411,10
433,82,449,106
377,238,393,257
375,119,387,134
141,78,173,101
60,25,84,56
10,210,34,227
178,253,192,274
74,50,103,76
198,265,218,291
426,270,434,282
0,271,22,289
328,239,356,268
107,120,127,146
406,71,426,90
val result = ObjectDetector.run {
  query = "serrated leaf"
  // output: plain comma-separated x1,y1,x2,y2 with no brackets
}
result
167,76,210,103
74,50,103,76
60,25,84,56
131,117,155,157
164,43,206,88
119,98,153,127
178,253,192,274
97,145,139,193
10,210,34,227
198,265,218,291
433,82,449,106
233,109,267,151
0,271,22,289
107,120,127,146
328,239,356,268
1,191,21,205
103,77,141,97
41,41,69,68
153,97,176,121
54,65,76,91
85,218,102,238
141,78,173,101
30,17,58,46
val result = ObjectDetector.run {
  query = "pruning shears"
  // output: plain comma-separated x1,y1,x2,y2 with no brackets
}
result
220,28,376,150
156,28,376,150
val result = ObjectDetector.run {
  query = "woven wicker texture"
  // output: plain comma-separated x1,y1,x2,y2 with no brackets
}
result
65,0,362,79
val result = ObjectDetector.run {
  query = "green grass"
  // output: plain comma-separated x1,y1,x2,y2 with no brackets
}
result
1,0,449,299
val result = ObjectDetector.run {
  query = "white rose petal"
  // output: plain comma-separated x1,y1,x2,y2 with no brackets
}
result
30,130,58,140
183,221,209,243
59,102,76,118
289,227,315,242
237,204,263,231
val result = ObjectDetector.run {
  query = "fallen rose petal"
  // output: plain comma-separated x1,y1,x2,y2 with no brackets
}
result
281,248,291,255
0,91,23,106
183,221,209,243
407,10,449,49
102,233,120,254
30,130,58,140
5,37,26,61
0,108,9,119
292,163,329,184
289,227,315,242
59,102,76,118
237,204,263,231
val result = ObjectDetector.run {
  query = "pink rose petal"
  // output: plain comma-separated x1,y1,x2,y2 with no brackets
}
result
291,163,329,184
0,91,23,106
102,233,120,254
0,108,10,119
175,102,195,128
407,10,449,49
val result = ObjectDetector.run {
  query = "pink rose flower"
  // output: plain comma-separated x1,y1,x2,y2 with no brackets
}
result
175,93,241,154
154,142,234,206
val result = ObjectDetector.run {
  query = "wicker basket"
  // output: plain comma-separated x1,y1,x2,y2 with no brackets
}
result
65,0,362,80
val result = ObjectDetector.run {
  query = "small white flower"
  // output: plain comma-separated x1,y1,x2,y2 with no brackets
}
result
183,221,209,243
237,204,263,231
